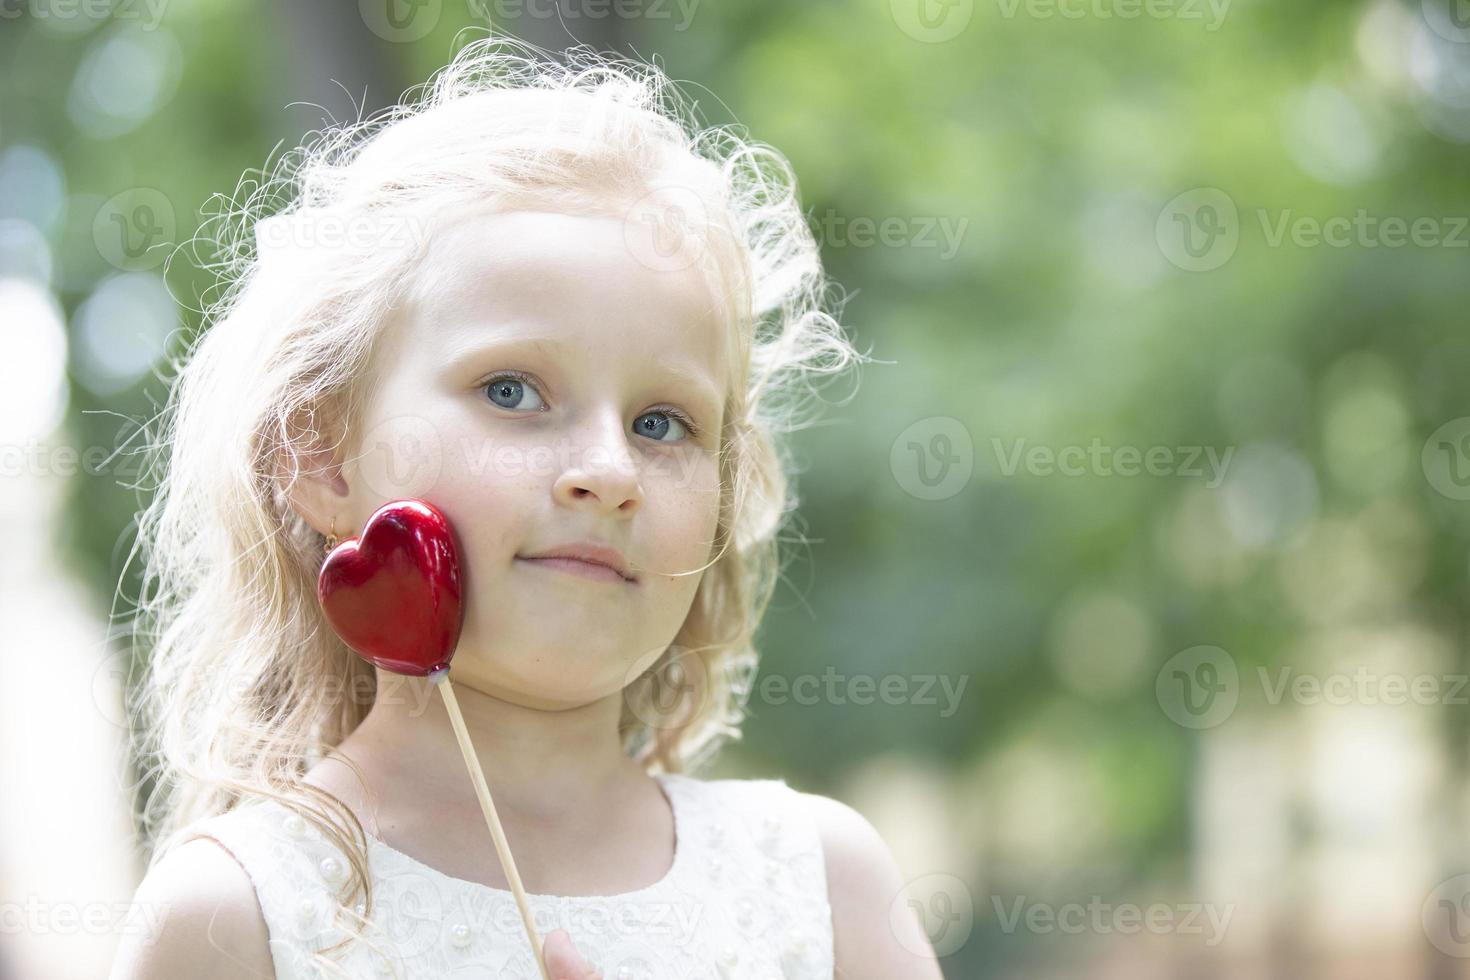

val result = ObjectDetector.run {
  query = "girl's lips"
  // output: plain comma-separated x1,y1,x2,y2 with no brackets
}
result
516,556,634,585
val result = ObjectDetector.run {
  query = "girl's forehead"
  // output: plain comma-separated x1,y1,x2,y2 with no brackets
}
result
382,209,731,390
417,210,713,304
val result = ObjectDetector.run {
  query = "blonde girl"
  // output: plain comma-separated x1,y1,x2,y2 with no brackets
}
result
110,34,943,980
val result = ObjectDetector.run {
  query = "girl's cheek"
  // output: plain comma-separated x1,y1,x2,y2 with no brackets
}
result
648,456,722,551
348,413,455,503
441,414,557,488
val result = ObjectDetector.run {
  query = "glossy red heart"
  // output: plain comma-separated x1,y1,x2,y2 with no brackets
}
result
316,498,464,677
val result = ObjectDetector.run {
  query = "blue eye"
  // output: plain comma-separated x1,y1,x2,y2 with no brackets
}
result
635,411,694,443
483,372,545,412
480,371,699,443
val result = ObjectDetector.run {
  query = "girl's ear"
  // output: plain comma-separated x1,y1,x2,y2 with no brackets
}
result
275,402,356,538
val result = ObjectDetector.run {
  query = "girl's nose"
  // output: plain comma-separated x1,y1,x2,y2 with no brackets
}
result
551,415,643,515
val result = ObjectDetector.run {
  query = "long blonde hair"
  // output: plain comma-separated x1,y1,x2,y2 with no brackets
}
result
125,33,864,969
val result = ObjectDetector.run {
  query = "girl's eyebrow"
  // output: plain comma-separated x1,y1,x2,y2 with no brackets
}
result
444,333,723,419
443,334,565,370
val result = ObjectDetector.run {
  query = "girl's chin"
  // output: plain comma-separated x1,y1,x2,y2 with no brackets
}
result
440,665,599,702
453,648,626,685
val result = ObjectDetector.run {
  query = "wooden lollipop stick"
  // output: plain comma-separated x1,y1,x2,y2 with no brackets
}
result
428,669,552,980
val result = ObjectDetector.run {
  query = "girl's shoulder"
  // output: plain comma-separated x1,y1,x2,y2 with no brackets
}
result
111,835,274,980
163,798,366,980
664,771,828,852
657,772,837,977
169,796,328,874
660,770,833,902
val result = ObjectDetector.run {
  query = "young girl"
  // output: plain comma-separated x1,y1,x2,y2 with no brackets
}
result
110,36,943,980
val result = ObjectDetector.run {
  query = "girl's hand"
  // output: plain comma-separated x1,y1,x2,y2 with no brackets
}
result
543,927,603,980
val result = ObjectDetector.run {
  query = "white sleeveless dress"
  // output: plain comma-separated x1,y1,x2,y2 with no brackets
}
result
172,772,835,980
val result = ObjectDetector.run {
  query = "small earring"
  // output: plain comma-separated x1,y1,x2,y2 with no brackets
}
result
323,516,340,556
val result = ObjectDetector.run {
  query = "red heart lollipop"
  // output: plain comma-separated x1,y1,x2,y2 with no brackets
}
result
316,498,464,676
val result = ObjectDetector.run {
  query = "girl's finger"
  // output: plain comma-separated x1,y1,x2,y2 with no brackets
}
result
542,927,596,980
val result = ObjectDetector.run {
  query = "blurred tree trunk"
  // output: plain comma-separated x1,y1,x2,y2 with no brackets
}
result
268,0,407,136
263,0,638,133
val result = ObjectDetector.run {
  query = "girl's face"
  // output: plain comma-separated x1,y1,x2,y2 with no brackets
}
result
325,208,729,709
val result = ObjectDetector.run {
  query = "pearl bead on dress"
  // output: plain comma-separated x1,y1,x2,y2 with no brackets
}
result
319,856,345,883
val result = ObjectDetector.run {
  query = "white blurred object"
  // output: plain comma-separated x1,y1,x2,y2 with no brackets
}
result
0,279,138,980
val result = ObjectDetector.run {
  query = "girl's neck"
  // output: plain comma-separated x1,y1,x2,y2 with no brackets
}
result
339,669,648,823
